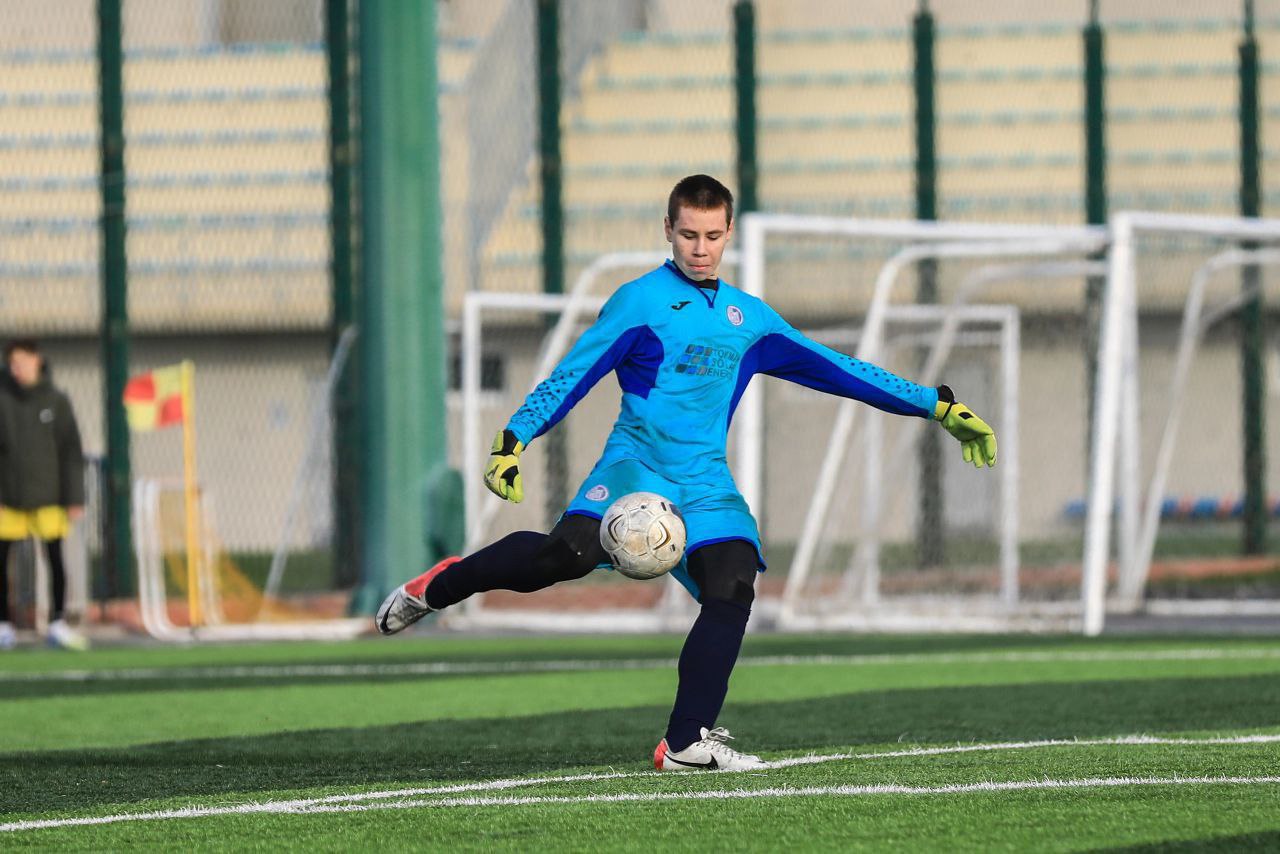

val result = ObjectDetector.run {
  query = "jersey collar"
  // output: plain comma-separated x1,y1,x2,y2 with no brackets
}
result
664,259,720,307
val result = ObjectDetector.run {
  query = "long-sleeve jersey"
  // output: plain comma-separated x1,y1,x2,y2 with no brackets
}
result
505,260,939,486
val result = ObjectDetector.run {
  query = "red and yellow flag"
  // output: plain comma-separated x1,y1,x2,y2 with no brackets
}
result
123,364,185,431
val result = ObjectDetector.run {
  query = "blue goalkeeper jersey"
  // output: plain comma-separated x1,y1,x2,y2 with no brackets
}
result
505,260,939,488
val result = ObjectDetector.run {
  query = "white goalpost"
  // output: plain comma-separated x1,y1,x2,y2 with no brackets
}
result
739,214,1107,632
1085,212,1280,634
132,475,369,642
1126,247,1280,606
764,302,1022,631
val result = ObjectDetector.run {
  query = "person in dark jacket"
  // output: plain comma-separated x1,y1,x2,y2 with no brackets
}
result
0,339,87,650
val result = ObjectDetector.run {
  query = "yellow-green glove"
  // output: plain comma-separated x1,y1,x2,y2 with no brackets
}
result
934,385,997,468
483,429,525,502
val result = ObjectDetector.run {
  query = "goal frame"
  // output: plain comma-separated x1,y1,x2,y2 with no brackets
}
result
132,476,368,642
766,304,1021,630
738,214,1107,631
1086,212,1280,633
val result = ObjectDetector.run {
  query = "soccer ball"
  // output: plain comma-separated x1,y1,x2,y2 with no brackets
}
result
599,492,686,580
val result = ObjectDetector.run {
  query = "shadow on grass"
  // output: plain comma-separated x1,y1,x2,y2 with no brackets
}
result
3,672,1278,816
1095,830,1280,852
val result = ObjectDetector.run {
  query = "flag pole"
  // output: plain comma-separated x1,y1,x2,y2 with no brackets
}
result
180,359,201,627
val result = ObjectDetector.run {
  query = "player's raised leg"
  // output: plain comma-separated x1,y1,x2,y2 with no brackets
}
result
654,539,765,771
375,554,464,634
375,515,606,634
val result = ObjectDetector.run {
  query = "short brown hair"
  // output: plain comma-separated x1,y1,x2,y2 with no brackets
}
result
667,174,734,227
3,338,39,360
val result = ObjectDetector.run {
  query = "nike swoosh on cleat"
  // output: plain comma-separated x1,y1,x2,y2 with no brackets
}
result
665,754,718,770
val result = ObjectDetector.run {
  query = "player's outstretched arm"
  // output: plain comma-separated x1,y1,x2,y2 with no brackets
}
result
751,311,939,418
933,384,997,468
504,282,651,446
483,429,525,502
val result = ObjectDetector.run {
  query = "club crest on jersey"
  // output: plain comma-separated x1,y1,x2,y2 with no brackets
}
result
726,305,744,326
586,484,609,501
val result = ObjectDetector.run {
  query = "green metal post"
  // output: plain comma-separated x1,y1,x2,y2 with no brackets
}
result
1239,1,1267,554
733,0,761,533
538,0,569,529
327,0,360,588
914,2,944,568
1083,1,1107,463
351,0,448,613
98,0,133,597
734,0,758,215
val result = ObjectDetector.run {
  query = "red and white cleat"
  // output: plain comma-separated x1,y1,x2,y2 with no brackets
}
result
374,556,462,635
654,727,765,771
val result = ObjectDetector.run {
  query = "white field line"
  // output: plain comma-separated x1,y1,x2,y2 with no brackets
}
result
7,774,1280,832
4,733,1280,833
289,775,1280,812
770,733,1280,767
5,646,1280,683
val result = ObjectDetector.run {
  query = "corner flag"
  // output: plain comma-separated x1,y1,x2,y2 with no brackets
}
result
123,360,205,625
123,364,185,431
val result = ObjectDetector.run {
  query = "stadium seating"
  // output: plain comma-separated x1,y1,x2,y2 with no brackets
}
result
473,20,1262,312
0,40,477,332
2,19,1271,327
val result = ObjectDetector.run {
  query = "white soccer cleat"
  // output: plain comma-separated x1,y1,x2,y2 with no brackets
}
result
375,556,461,635
653,727,765,771
46,619,89,652
0,621,15,651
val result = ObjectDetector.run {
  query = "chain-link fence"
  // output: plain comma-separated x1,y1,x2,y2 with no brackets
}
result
442,0,1279,623
5,0,1278,630
122,1,335,602
1,0,343,629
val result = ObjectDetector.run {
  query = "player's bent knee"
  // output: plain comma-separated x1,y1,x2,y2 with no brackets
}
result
533,514,607,583
688,540,758,609
532,538,595,582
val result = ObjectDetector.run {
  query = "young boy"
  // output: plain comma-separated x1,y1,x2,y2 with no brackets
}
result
377,175,996,770
0,339,88,651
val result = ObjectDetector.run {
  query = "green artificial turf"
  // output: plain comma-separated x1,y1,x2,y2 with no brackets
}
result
2,633,1279,850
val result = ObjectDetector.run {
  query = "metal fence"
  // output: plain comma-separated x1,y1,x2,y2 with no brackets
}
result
4,0,1278,625
446,0,1279,614
1,0,342,612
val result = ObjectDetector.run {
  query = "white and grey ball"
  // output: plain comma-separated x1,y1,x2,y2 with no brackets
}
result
599,492,686,580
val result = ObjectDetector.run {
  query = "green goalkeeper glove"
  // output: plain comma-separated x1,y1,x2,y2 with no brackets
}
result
934,385,997,469
483,429,525,502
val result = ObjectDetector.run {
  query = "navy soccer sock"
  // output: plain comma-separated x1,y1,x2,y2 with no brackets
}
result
423,531,547,610
664,597,751,752
0,540,10,623
47,539,66,621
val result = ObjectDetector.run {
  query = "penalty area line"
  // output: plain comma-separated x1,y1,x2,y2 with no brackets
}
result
4,733,1280,833
293,775,1280,811
12,775,1279,831
755,732,1280,769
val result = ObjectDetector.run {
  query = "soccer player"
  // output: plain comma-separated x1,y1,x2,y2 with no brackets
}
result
376,175,997,771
